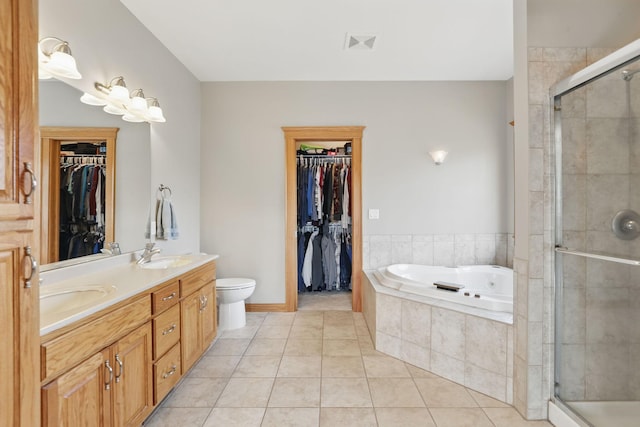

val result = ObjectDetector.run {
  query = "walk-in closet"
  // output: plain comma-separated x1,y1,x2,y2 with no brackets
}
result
283,126,364,312
297,144,353,291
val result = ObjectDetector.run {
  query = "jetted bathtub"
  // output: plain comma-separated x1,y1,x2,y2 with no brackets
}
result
373,264,513,313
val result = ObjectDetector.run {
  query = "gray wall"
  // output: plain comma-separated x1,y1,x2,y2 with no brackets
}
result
528,0,640,48
40,0,202,255
200,81,512,304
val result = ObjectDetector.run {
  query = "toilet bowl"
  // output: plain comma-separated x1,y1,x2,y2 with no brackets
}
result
216,278,256,331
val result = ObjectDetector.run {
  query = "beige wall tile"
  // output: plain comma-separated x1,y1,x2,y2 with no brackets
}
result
376,293,402,337
465,316,508,375
430,350,465,384
401,299,430,347
431,307,465,359
464,362,507,402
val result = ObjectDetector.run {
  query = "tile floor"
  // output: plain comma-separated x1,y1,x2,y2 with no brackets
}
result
144,295,553,427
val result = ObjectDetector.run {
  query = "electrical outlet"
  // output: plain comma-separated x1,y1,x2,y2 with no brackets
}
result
368,209,380,220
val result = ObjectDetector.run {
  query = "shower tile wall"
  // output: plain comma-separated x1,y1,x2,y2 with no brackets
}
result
517,47,591,420
559,64,640,401
363,233,514,270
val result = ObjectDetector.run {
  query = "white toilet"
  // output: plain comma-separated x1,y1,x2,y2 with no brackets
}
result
216,278,256,331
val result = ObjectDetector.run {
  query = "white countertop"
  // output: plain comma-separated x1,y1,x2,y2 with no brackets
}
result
39,253,219,336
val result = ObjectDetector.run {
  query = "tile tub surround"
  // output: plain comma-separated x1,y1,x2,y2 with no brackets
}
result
363,233,514,271
363,272,514,405
144,310,550,427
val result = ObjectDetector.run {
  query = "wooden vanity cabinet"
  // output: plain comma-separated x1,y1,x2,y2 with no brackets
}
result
42,323,153,427
40,260,217,426
180,263,217,373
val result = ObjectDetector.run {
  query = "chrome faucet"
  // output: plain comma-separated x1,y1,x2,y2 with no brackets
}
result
137,242,161,264
107,242,121,255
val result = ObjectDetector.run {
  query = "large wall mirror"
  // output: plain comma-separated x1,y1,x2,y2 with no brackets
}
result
39,80,152,269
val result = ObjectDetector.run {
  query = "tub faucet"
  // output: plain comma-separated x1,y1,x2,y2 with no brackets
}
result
137,242,161,264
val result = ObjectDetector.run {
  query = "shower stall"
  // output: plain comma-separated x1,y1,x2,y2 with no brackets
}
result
552,40,640,427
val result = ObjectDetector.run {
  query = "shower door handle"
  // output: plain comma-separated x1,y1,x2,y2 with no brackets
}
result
555,246,640,266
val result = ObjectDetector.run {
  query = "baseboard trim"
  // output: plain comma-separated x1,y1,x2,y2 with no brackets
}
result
245,303,289,312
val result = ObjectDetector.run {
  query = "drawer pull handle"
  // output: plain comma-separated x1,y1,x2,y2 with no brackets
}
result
115,354,123,383
162,324,177,335
162,292,176,301
162,365,177,379
105,360,113,390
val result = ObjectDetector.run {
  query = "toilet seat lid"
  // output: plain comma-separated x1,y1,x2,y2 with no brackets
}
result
217,278,256,289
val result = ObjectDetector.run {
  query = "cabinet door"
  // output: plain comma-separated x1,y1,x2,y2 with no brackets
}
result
201,283,217,347
42,351,111,427
1,232,39,426
0,0,37,220
112,323,153,427
180,291,202,372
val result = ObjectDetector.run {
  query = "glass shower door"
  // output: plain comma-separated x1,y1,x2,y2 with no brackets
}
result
554,57,640,427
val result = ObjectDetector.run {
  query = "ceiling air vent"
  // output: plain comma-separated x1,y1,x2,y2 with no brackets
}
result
345,33,377,51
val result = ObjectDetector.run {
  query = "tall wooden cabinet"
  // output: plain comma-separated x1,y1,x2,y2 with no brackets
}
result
0,0,41,425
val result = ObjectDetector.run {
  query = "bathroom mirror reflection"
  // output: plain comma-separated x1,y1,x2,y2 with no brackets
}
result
39,80,152,269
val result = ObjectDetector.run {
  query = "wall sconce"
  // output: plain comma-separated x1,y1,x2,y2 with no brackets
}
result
38,37,82,80
429,150,448,165
80,76,166,123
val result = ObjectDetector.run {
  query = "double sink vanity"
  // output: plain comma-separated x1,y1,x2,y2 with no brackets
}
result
39,251,219,426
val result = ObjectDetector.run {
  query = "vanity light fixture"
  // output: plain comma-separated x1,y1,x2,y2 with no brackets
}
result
95,76,130,104
80,77,167,123
38,37,82,80
429,150,448,165
145,98,166,123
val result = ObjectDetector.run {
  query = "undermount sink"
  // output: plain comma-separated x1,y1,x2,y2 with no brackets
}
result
138,256,195,270
40,284,117,314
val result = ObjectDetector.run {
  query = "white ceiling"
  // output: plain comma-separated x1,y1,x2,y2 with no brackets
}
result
120,0,513,82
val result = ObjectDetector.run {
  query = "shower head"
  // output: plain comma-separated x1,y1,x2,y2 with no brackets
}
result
622,69,640,81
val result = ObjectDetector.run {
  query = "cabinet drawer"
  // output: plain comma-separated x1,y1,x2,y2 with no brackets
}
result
153,304,180,359
41,296,150,382
180,262,216,297
152,280,179,314
154,343,181,404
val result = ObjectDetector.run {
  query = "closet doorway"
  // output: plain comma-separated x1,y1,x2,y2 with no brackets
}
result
283,126,364,312
40,127,117,264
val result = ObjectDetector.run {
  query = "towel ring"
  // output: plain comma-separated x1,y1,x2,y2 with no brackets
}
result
158,184,172,198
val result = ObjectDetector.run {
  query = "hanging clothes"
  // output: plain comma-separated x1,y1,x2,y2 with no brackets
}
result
296,155,352,293
59,156,106,260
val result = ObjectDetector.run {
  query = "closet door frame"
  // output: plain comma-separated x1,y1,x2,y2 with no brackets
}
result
39,127,118,264
282,126,364,312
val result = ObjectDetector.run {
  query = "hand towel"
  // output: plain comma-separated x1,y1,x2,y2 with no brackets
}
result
151,192,180,240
